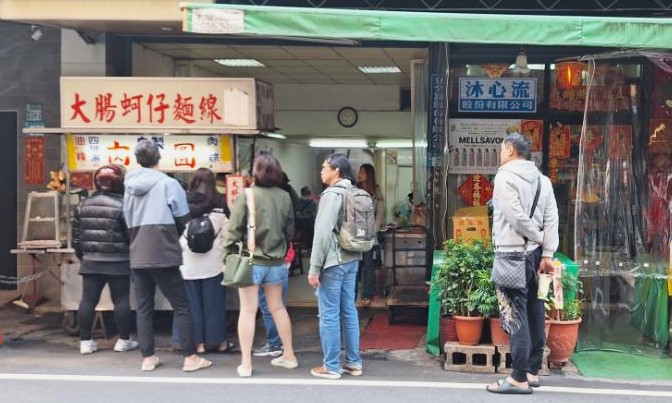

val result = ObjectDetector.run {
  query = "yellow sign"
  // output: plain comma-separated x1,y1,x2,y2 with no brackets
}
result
66,134,233,172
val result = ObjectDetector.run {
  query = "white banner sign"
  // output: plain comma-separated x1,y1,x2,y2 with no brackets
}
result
448,119,541,175
67,134,234,172
184,8,245,34
61,77,273,131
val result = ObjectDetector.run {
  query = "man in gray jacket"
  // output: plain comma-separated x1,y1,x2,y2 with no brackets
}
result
487,133,559,395
123,139,211,373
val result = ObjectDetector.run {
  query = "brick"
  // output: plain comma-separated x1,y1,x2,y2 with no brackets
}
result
495,345,550,376
443,341,496,373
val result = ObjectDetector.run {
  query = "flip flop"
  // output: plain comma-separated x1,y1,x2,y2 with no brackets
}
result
183,357,213,372
217,341,236,354
486,379,533,394
528,379,541,388
141,356,161,372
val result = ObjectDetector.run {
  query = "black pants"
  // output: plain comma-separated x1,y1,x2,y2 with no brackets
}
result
496,247,545,383
133,267,196,357
78,274,132,340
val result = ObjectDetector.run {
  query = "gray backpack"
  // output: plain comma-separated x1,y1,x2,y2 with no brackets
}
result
334,184,376,252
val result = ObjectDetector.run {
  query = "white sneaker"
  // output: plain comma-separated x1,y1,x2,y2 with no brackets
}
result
114,338,139,352
80,340,99,355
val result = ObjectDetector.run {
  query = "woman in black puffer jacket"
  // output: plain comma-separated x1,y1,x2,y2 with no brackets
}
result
72,164,137,355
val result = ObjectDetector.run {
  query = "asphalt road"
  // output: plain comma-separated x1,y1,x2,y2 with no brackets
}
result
1,308,672,402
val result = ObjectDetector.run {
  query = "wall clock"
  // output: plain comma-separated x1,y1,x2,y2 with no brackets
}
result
337,107,358,128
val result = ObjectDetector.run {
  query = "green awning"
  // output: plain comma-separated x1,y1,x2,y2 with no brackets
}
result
182,3,672,49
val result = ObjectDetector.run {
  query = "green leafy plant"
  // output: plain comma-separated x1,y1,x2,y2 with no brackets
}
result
545,267,584,321
432,239,494,317
467,269,499,318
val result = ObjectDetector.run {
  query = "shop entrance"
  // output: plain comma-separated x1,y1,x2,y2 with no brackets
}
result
0,111,18,290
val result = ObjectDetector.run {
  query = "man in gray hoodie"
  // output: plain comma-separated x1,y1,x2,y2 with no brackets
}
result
487,133,558,395
123,139,211,373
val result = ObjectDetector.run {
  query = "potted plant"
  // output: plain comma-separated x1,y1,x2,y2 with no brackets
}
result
545,269,583,364
432,239,494,345
470,268,509,346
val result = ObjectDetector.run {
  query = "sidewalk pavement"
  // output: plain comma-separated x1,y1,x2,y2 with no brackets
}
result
3,303,670,391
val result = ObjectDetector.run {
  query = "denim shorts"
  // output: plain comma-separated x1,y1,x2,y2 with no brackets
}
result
252,263,287,285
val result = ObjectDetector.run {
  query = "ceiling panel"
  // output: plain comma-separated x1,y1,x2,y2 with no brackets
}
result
143,43,427,86
283,47,342,59
334,48,390,59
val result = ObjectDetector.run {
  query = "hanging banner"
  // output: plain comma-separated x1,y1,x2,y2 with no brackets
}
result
448,118,543,175
226,174,245,206
458,77,536,113
66,134,234,172
60,77,274,131
25,136,45,184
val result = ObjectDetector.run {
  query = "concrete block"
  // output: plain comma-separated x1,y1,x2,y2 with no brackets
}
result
495,345,550,376
443,341,496,373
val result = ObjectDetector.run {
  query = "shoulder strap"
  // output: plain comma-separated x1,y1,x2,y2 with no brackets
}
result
244,188,256,254
522,175,542,247
529,175,541,219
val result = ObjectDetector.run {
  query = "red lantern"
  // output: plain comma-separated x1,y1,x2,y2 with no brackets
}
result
556,61,587,89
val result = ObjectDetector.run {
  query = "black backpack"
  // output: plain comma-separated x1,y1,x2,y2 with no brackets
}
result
185,213,220,253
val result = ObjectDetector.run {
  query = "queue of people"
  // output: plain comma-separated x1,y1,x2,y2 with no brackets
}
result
72,136,557,389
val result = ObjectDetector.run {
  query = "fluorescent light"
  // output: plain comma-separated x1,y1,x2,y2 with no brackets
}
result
214,59,265,67
375,140,413,148
309,139,368,148
508,63,546,70
262,132,286,139
357,66,401,74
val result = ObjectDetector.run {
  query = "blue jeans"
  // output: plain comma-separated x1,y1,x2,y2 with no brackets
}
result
258,266,288,348
183,273,227,346
318,260,362,374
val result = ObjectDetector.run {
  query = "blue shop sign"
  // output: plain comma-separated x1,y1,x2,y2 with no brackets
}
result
458,77,536,113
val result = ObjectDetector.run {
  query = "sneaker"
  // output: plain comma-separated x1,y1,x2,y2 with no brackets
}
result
253,344,283,357
80,340,98,355
270,356,299,369
114,338,139,352
341,363,363,376
310,366,341,380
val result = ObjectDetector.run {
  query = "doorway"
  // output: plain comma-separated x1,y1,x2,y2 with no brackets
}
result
0,112,18,290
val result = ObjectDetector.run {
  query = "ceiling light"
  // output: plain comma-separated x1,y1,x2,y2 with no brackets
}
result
511,50,530,76
262,132,286,139
214,59,265,67
357,66,401,74
309,139,368,148
375,140,413,148
160,27,173,32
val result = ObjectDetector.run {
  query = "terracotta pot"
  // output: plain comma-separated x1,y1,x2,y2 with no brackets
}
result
546,317,582,363
439,316,458,348
489,317,509,347
454,315,484,346
544,319,552,342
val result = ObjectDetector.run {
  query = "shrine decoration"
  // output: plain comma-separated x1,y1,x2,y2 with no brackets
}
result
608,126,633,158
549,125,571,158
24,136,45,185
555,61,587,90
520,120,543,152
582,126,603,153
481,63,509,79
457,174,493,207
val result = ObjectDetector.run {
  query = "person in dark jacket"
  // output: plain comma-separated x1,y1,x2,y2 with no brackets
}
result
123,139,211,373
73,164,137,355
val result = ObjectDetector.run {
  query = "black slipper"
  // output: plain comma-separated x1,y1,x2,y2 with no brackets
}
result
528,379,540,388
217,341,236,354
486,379,533,394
